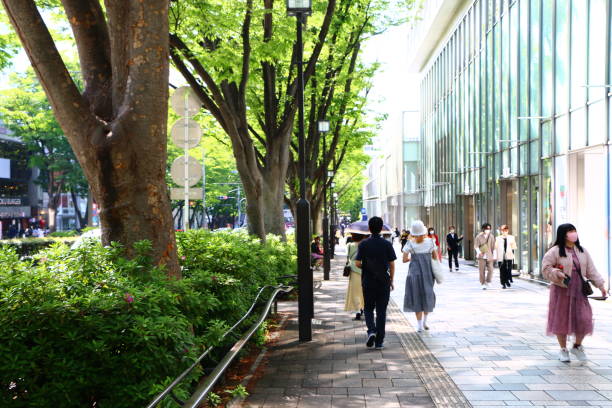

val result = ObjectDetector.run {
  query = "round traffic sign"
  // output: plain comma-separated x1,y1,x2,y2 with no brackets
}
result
170,86,201,116
170,155,203,187
170,119,202,149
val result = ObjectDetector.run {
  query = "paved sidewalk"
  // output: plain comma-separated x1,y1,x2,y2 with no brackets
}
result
392,247,612,408
242,252,444,408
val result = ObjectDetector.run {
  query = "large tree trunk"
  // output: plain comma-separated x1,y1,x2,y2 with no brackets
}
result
262,176,286,238
2,0,179,276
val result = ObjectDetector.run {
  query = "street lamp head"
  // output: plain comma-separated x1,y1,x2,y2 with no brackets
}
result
327,171,334,177
330,182,336,188
286,0,312,16
318,120,330,133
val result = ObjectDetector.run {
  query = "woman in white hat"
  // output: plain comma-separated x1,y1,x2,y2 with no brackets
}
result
402,220,438,332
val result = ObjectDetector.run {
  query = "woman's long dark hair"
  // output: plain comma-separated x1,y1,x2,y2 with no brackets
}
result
553,223,583,257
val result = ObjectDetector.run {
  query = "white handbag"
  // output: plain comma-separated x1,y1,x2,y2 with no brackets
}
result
431,257,445,284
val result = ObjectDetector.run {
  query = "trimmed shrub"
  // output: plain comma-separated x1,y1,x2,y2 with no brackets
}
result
0,231,295,408
0,237,78,257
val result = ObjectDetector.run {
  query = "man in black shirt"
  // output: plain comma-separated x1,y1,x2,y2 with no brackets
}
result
355,217,397,350
446,225,463,272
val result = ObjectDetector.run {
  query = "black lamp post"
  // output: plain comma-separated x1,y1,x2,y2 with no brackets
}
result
330,181,336,259
318,120,330,280
287,0,312,342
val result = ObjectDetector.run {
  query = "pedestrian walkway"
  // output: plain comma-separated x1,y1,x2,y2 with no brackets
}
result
242,251,452,407
244,245,612,408
392,248,612,407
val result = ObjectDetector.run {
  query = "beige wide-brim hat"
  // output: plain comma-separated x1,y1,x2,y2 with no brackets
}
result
410,220,428,236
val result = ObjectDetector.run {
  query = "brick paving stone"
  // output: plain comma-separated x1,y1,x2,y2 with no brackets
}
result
242,255,436,407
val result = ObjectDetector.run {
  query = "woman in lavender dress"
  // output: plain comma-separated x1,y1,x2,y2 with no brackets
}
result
542,223,607,362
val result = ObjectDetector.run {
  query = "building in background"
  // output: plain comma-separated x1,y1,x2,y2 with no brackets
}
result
411,0,612,284
361,25,422,229
0,124,42,237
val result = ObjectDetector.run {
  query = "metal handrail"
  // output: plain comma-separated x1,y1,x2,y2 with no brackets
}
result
145,283,293,408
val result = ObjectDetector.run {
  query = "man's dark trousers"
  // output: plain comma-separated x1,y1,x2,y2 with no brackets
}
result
448,248,459,269
363,282,390,346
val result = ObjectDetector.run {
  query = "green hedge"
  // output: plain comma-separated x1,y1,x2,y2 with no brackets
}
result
0,231,296,408
0,237,78,257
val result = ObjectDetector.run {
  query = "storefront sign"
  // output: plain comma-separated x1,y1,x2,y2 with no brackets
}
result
0,206,30,218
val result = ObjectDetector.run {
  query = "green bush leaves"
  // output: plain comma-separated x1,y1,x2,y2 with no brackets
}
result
0,231,295,407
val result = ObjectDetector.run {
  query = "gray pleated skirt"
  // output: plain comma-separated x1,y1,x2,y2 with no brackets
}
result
403,253,436,313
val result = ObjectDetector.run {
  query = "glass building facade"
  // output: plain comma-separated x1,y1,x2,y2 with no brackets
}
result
420,0,612,282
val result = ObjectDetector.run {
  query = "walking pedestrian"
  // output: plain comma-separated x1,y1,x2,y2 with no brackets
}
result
495,225,516,289
344,233,367,320
400,229,410,251
394,227,400,243
402,220,437,333
446,226,463,272
542,223,607,362
427,227,441,260
355,217,397,350
475,223,496,290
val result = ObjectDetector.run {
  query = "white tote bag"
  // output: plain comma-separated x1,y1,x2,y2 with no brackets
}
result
431,257,445,284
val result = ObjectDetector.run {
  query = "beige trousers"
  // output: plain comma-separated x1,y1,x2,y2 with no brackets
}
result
478,259,495,284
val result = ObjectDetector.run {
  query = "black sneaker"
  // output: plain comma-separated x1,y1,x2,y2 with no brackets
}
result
366,333,376,348
375,344,385,350
353,313,362,321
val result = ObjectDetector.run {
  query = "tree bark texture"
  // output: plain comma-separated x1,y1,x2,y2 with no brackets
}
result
1,0,179,276
169,0,336,240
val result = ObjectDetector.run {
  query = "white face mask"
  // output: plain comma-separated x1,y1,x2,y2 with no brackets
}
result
450,229,455,233
484,229,491,236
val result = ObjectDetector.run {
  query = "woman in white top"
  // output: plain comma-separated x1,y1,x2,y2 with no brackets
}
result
495,225,517,289
344,233,367,320
402,220,438,332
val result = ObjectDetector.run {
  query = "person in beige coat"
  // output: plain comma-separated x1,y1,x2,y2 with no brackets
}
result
542,223,607,362
495,225,517,289
344,233,367,320
474,223,496,289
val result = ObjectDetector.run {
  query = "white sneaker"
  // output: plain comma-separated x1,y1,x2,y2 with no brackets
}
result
482,284,487,290
571,345,587,361
559,348,570,362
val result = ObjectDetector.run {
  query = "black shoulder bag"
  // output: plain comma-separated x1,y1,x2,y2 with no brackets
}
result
577,272,594,297
343,245,353,277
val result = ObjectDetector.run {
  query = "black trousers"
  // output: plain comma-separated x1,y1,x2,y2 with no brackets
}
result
448,248,459,269
499,260,513,285
362,282,390,346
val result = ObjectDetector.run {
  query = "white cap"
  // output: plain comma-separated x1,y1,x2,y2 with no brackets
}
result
410,220,428,236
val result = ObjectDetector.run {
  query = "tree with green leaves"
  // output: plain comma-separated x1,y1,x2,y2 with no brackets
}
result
169,0,337,240
1,0,179,276
285,0,404,232
0,70,89,232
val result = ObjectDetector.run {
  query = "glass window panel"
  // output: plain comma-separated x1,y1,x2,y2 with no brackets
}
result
519,0,529,140
520,177,529,270
570,0,587,109
555,116,569,154
530,175,540,273
542,121,552,157
494,24,501,144
530,140,539,174
570,108,586,149
541,0,553,116
588,101,606,145
488,34,494,151
502,14,509,140
519,143,528,175
510,146,518,175
541,158,554,257
555,0,569,113
589,0,607,102
510,4,518,142
529,0,541,140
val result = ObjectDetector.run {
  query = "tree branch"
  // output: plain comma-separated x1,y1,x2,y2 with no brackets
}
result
239,0,253,99
1,0,99,140
61,0,112,120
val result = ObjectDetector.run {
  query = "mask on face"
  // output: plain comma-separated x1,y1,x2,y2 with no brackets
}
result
450,229,455,233
484,229,491,236
502,230,508,236
567,231,579,243
429,230,434,235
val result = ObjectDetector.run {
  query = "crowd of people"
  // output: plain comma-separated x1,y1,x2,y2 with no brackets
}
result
325,218,607,363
